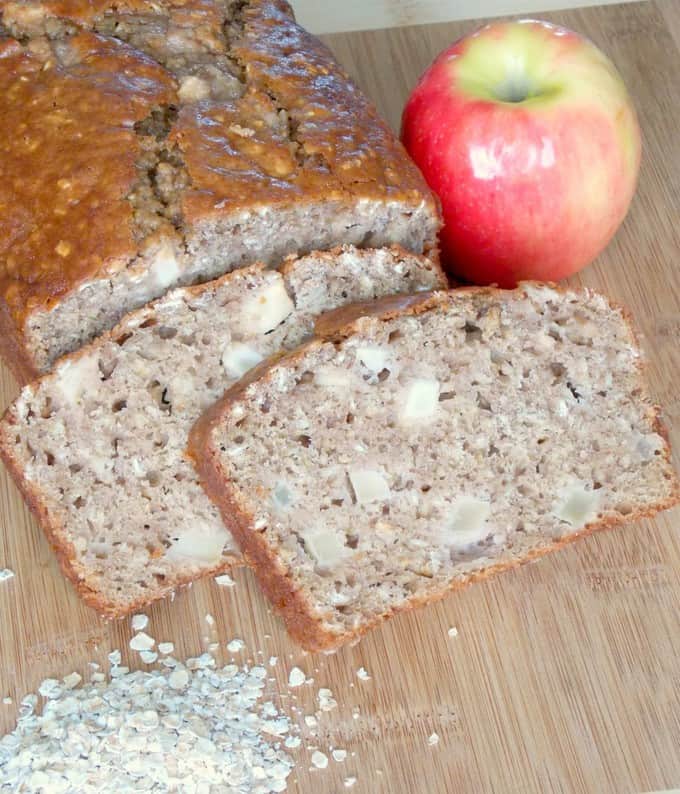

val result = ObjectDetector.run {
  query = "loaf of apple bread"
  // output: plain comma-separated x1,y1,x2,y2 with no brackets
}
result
0,0,440,382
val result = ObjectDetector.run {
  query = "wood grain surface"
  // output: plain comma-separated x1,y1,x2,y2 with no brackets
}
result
1,2,679,792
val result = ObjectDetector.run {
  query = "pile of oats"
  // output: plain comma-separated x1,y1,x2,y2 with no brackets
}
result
0,654,293,793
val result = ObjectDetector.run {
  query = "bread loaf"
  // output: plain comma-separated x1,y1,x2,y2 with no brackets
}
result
0,0,440,382
0,246,444,616
190,285,680,651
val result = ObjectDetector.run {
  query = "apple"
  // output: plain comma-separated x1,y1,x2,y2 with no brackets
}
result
401,19,641,287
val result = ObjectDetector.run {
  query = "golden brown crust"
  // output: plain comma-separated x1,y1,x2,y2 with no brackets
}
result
175,0,436,221
0,0,439,377
189,284,680,652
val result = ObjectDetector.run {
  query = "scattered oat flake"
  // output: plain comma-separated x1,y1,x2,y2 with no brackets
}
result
269,656,278,667
448,626,459,638
131,613,148,632
288,667,306,688
428,732,439,746
38,679,61,699
129,632,155,652
284,735,301,749
317,688,337,712
311,751,328,769
0,569,14,582
158,642,174,655
227,638,245,654
139,650,158,664
214,573,235,587
332,749,347,762
1,698,11,706
344,776,357,788
356,666,370,681
62,672,82,690
205,613,215,626
107,650,121,666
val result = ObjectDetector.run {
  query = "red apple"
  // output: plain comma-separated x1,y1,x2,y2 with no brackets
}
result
401,19,641,287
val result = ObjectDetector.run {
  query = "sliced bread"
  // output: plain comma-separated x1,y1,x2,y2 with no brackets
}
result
0,246,445,616
190,285,680,651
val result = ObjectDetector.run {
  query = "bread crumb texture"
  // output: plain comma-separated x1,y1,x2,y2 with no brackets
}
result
198,284,680,650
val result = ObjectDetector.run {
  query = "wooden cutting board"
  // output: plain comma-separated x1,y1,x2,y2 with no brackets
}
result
1,2,679,792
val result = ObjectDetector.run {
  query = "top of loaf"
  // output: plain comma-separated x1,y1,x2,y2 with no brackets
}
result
0,0,436,319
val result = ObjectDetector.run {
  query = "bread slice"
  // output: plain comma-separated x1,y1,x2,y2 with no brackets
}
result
190,285,680,651
0,246,444,617
0,0,440,382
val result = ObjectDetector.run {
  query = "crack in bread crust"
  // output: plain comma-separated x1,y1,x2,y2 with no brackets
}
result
128,104,190,242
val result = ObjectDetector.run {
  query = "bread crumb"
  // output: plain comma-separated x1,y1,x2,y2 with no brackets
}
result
428,732,439,746
269,656,278,667
448,626,459,638
129,632,155,652
310,750,328,769
356,667,370,681
131,614,148,632
288,667,306,688
214,573,236,587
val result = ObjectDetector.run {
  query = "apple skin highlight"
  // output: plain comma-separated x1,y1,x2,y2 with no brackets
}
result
401,19,641,287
